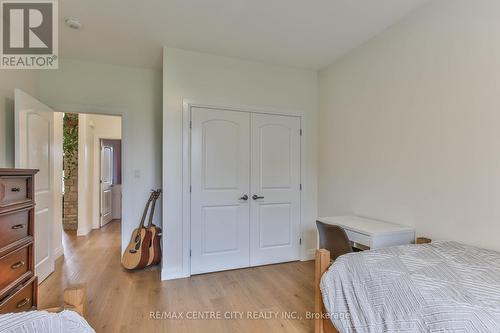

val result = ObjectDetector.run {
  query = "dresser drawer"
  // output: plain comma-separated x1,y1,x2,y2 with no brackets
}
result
0,276,37,313
0,177,31,208
0,209,31,250
0,245,31,293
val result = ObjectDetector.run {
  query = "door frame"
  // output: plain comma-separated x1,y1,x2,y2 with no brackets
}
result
53,105,125,241
181,99,305,278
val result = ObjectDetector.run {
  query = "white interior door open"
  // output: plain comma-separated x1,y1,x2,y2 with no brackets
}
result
14,89,56,283
100,142,113,227
250,113,301,266
190,108,250,274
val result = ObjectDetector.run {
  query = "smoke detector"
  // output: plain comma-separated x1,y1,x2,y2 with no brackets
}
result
65,17,82,30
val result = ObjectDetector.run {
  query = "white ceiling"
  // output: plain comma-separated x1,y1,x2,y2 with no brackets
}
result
59,0,429,70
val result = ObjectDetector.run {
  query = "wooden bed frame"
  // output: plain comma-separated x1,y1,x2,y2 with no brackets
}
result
43,285,87,318
315,249,339,333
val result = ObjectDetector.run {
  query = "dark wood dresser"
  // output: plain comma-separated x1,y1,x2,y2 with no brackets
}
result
0,168,38,313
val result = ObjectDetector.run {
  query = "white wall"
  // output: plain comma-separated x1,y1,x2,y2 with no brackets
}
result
319,0,500,252
40,59,162,252
77,113,122,236
53,112,64,259
163,47,318,279
77,114,95,236
0,71,39,167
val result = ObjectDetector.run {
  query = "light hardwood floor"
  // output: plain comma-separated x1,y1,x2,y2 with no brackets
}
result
39,220,316,333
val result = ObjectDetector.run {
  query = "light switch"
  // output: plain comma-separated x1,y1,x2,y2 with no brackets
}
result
134,169,141,178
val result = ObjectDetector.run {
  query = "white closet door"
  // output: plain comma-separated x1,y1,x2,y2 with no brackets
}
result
190,108,250,274
250,113,301,266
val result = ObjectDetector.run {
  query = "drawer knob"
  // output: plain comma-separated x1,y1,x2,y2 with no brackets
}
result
11,224,24,230
11,187,21,192
11,261,25,270
16,298,30,308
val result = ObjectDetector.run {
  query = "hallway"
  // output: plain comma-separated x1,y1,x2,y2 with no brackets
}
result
39,220,315,333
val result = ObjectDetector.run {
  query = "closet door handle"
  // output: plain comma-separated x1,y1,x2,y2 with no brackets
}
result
239,195,249,201
11,187,21,192
252,195,264,200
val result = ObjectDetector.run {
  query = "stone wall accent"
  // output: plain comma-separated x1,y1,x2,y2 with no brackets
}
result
63,114,79,231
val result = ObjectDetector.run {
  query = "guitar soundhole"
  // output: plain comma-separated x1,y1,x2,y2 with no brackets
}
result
132,231,142,252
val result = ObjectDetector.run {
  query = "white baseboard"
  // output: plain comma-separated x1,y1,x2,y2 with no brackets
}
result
36,261,54,284
77,226,92,236
162,250,316,280
53,246,64,259
301,248,316,261
161,269,189,281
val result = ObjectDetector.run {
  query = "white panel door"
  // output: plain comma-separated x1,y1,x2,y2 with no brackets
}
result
100,142,113,226
250,113,301,266
14,89,55,283
191,108,250,274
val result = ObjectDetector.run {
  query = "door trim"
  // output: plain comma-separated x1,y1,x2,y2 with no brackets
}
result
180,99,305,279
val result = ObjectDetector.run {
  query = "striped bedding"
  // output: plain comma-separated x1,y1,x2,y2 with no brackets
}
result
320,241,500,332
0,310,94,333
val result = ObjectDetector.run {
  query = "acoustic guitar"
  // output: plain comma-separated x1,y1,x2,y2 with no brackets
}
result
121,191,155,270
146,189,162,266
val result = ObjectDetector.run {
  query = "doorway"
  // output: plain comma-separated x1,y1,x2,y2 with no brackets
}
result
75,113,122,235
62,114,122,233
100,139,122,227
15,89,124,284
190,107,302,275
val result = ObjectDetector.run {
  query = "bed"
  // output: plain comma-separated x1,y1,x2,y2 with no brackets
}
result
315,241,500,333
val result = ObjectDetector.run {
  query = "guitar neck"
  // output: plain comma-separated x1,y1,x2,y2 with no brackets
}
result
147,191,161,227
138,193,155,229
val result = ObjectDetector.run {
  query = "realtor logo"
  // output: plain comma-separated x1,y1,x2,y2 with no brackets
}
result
1,0,58,69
